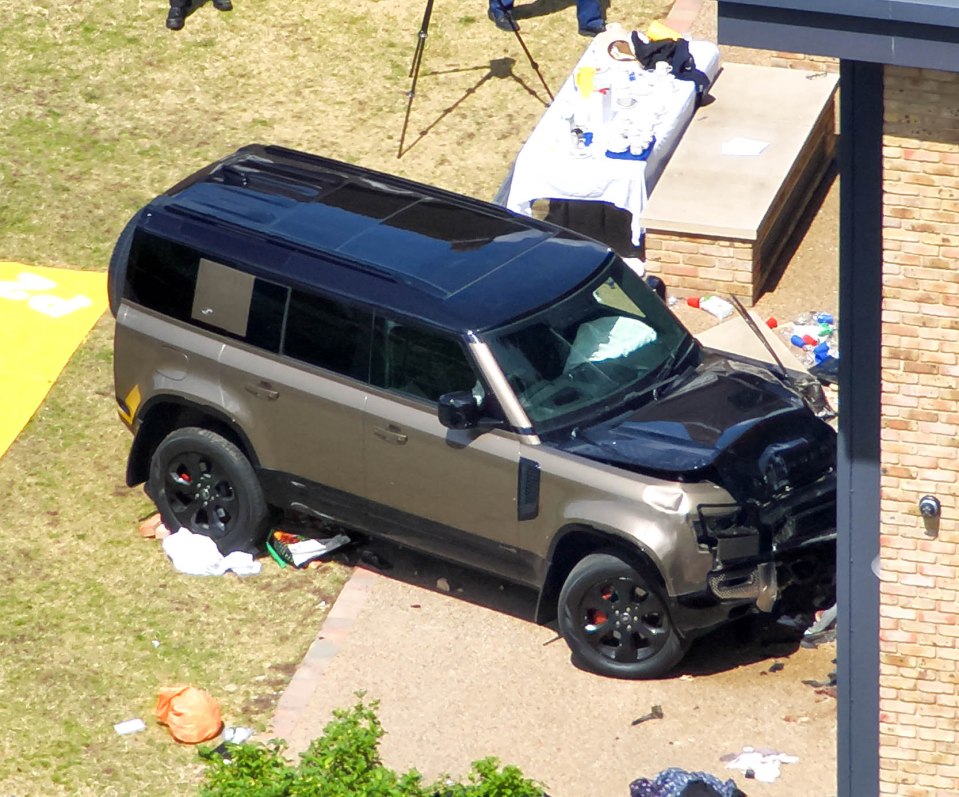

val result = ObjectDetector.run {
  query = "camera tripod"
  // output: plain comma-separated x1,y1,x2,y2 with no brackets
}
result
397,0,553,158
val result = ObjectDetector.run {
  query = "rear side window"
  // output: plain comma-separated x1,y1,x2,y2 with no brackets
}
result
283,290,372,380
125,232,197,322
124,231,286,352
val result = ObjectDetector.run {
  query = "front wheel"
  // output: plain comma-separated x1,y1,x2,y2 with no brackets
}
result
558,553,686,679
148,427,270,555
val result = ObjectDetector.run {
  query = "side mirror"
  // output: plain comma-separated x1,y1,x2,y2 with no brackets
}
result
438,391,481,430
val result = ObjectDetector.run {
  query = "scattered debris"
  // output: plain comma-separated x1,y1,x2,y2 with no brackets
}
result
139,513,171,540
224,726,253,744
267,530,351,568
436,577,451,592
155,685,223,744
114,718,146,736
768,661,785,673
685,294,734,320
802,671,837,689
777,310,839,371
630,766,746,797
801,603,837,649
631,704,664,726
721,746,799,783
209,726,255,762
162,529,262,577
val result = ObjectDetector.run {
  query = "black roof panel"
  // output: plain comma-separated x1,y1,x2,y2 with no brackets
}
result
144,144,612,331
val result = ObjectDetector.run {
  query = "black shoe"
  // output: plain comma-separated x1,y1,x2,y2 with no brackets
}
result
166,7,185,29
212,0,232,9
578,23,606,37
488,8,518,32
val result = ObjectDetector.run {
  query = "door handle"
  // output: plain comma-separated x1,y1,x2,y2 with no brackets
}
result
373,425,409,445
244,381,279,401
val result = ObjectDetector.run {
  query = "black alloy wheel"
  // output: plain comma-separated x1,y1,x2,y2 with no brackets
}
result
148,427,269,555
558,553,685,679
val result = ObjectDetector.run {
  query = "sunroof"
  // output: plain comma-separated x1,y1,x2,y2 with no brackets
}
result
338,198,548,295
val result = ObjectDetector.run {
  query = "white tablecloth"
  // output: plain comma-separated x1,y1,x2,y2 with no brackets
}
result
505,29,720,244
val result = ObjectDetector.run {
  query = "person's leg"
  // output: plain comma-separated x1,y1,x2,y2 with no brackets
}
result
166,0,189,30
488,0,518,32
212,0,233,11
576,0,605,35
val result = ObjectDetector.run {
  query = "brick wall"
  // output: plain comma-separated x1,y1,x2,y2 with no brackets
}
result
643,233,753,299
767,51,838,74
879,65,959,796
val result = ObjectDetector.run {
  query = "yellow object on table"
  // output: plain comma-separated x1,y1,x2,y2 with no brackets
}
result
647,19,682,41
575,66,596,97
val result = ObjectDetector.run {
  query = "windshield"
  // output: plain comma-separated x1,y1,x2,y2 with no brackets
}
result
485,259,692,431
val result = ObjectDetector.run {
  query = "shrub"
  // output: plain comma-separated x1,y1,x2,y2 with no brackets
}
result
198,696,546,797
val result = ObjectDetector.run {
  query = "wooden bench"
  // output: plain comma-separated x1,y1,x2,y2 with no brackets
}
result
641,62,839,303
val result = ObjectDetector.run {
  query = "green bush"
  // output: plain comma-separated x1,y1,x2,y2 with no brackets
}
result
198,697,546,797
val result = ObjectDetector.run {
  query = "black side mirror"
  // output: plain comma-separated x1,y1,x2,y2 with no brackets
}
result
438,391,481,429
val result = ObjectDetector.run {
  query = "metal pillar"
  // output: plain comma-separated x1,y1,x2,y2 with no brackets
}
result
837,58,883,797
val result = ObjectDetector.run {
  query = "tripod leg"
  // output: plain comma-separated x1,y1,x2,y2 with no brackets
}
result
399,0,435,158
510,23,554,102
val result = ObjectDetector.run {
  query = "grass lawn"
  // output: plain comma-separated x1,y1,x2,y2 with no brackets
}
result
0,0,670,793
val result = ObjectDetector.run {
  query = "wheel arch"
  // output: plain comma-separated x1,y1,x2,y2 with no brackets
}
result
534,524,667,625
126,396,260,489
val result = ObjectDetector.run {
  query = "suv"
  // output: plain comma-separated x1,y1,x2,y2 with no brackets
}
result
109,144,836,678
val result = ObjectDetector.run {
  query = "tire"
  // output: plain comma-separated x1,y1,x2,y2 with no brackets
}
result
148,427,270,555
557,553,686,679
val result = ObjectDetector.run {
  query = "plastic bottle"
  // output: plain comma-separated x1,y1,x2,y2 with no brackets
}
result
815,312,834,325
686,296,700,308
790,334,805,348
765,317,778,329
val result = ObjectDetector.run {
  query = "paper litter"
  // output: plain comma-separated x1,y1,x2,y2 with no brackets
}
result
721,746,799,782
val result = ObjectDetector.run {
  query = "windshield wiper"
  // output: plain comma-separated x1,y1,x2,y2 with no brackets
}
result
729,295,789,380
651,336,693,399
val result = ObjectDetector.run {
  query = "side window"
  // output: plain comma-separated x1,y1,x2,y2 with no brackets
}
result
125,231,198,322
372,320,483,404
283,290,372,380
124,232,286,352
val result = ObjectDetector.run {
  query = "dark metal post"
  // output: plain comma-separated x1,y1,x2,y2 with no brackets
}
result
837,58,883,797
398,0,435,158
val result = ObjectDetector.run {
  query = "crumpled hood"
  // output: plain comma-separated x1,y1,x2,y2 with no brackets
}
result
559,355,835,497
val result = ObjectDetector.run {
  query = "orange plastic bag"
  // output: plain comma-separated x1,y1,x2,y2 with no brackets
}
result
155,685,223,744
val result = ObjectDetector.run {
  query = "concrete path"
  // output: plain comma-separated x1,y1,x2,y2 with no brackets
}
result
268,542,837,797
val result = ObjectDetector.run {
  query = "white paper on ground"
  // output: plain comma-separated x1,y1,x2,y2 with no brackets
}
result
721,136,769,156
114,718,147,735
162,528,262,576
723,747,799,783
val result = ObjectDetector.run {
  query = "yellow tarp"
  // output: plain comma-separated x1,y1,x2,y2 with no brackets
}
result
0,262,108,456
